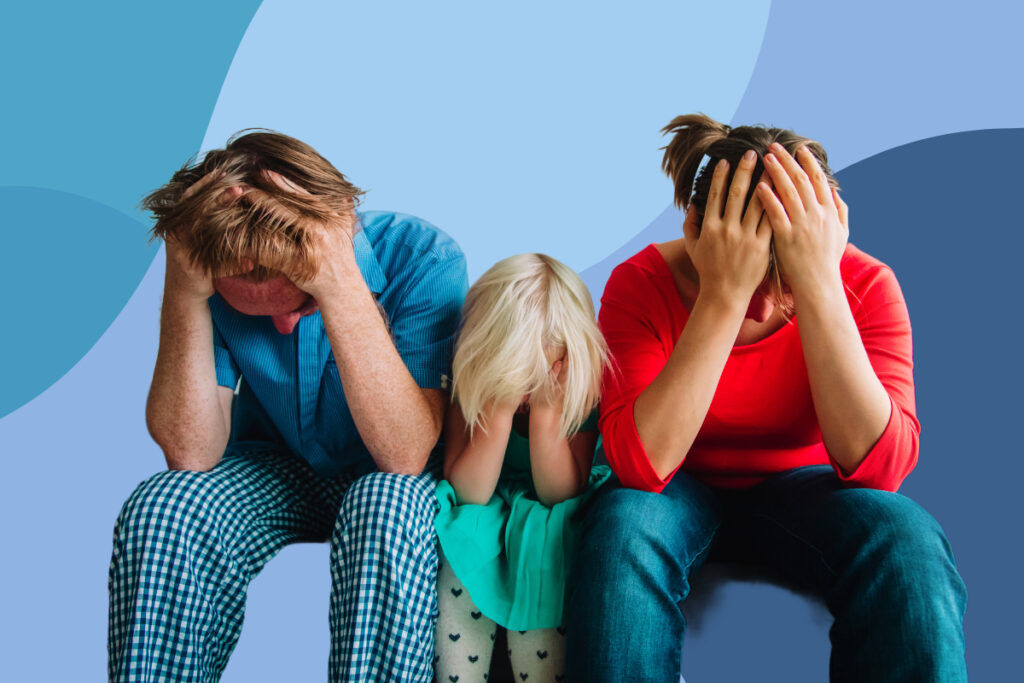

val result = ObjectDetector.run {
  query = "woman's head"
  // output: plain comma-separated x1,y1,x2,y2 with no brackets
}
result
453,253,608,439
661,113,838,309
143,129,365,283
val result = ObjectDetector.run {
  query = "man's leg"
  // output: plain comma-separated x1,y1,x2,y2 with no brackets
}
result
565,473,723,683
328,467,440,682
108,448,349,682
740,465,968,683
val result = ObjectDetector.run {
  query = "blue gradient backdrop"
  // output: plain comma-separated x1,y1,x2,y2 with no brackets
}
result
0,1,1019,680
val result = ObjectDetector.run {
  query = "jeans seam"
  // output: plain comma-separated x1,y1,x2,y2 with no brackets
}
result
677,521,721,603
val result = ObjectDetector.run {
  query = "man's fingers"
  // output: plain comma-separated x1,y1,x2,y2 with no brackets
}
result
181,170,224,200
724,150,757,225
705,159,729,221
263,169,312,196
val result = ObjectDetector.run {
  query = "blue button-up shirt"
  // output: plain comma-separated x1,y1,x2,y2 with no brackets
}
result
209,211,468,477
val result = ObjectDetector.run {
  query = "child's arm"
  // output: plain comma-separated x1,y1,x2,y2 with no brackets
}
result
528,400,597,506
442,398,517,505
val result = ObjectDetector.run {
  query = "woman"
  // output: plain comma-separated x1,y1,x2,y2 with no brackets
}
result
565,114,967,682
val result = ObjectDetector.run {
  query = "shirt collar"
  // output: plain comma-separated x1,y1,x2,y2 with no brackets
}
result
352,215,386,295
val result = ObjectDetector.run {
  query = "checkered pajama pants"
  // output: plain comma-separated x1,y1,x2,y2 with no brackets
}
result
108,447,440,682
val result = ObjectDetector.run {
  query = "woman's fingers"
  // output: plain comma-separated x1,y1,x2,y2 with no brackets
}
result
797,146,833,205
832,187,849,228
724,150,757,225
766,143,816,211
705,158,729,222
741,179,764,233
756,181,791,233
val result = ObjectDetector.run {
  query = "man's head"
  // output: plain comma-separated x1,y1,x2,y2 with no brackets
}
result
144,130,362,332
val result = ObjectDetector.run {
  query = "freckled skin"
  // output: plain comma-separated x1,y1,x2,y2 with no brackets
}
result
213,274,319,334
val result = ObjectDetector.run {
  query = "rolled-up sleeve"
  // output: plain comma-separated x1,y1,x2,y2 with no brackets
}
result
831,266,920,492
598,264,678,493
388,249,469,390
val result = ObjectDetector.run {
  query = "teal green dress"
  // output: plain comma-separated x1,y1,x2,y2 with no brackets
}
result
434,411,612,631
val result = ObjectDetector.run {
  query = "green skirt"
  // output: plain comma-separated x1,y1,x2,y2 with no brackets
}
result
434,465,612,631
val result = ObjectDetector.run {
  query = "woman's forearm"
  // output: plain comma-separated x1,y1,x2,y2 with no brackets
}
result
634,291,747,479
792,277,892,474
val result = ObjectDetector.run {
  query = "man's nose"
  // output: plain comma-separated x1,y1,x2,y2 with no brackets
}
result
271,312,302,335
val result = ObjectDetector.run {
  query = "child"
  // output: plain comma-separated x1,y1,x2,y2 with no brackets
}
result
434,253,611,682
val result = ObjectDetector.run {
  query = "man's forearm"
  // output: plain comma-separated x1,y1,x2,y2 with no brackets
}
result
318,263,441,474
146,286,230,471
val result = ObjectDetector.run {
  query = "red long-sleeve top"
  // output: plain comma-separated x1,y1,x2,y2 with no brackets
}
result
598,243,919,494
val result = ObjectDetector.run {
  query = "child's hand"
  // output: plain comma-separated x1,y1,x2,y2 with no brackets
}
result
530,354,568,422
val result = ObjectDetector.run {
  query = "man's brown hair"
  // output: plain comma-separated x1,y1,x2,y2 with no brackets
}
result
661,113,839,311
143,129,365,282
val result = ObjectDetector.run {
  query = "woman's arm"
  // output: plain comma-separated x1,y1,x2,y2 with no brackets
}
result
442,399,516,505
634,152,774,480
759,144,916,489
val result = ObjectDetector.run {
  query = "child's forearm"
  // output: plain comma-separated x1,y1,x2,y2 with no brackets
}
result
528,407,589,506
444,409,514,505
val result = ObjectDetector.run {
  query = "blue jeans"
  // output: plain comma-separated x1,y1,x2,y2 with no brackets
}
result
565,466,967,682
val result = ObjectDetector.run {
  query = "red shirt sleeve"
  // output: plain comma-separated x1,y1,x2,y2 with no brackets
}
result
831,264,920,492
597,262,679,493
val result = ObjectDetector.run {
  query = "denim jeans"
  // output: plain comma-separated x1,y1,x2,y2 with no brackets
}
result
565,465,967,682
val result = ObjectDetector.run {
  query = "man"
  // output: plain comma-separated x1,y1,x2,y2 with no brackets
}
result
108,130,468,681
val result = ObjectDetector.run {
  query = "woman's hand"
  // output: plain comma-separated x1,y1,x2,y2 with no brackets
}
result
685,150,773,305
529,355,567,424
757,143,849,295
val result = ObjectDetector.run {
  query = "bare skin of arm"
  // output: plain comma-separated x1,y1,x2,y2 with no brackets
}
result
634,152,774,479
758,144,891,473
442,399,517,505
315,257,446,475
145,238,235,471
527,358,599,505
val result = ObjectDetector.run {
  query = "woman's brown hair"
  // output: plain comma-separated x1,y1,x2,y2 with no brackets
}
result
661,113,838,310
143,129,365,282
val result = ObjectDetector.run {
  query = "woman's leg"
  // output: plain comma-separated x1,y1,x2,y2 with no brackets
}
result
508,626,566,682
434,549,498,682
565,473,723,682
741,465,968,683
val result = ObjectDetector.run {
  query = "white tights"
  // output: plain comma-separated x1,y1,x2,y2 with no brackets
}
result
435,550,566,682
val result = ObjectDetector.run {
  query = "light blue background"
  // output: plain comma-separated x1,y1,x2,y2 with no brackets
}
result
1,1,1020,680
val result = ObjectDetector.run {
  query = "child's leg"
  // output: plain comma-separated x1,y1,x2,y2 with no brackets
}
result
435,549,498,681
507,625,567,681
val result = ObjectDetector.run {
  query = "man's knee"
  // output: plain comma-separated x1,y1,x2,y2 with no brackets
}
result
333,471,437,549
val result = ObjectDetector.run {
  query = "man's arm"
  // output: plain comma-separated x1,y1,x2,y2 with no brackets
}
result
317,257,446,475
146,240,234,471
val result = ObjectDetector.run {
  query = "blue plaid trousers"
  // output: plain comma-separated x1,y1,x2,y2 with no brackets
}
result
108,447,440,682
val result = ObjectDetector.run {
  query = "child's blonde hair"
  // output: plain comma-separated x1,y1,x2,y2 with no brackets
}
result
453,253,609,439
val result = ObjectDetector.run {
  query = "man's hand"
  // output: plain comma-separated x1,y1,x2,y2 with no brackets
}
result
165,171,249,301
256,170,359,301
756,143,849,296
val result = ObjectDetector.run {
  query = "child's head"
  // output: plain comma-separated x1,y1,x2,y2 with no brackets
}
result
453,253,608,439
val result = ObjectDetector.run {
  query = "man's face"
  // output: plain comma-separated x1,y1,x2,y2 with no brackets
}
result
214,274,319,334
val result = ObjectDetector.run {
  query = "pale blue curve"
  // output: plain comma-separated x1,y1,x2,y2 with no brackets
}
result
202,0,771,279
